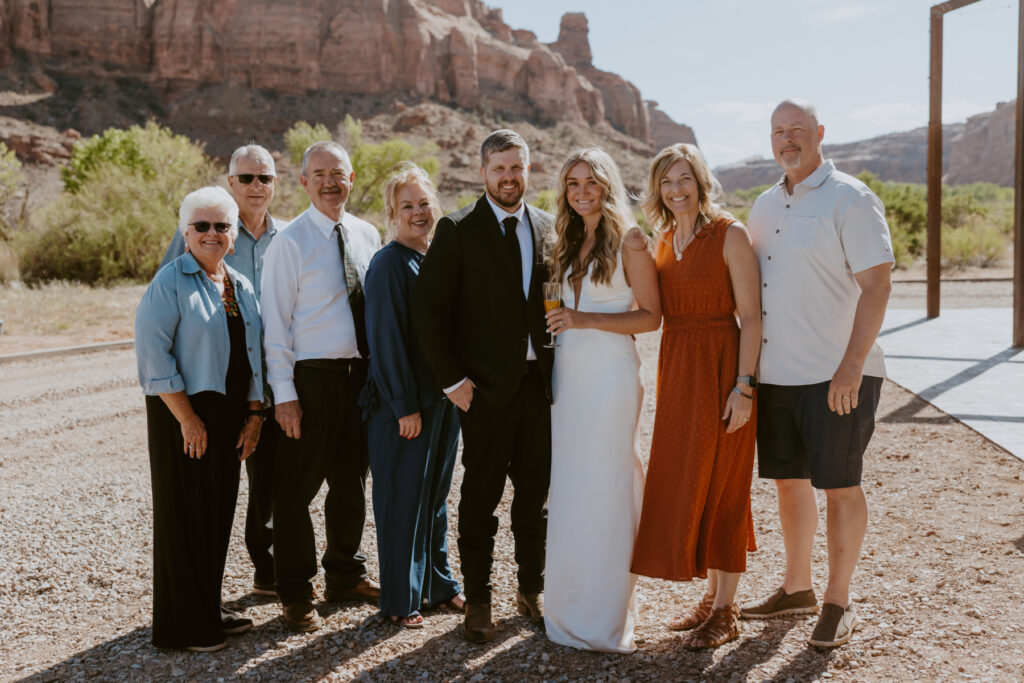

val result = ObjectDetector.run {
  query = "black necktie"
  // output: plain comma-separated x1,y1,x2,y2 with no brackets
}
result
502,216,523,292
335,224,369,358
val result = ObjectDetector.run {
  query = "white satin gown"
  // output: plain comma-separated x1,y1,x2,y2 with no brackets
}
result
544,251,645,654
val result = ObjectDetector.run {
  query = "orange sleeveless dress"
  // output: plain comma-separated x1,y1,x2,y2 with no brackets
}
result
630,218,756,581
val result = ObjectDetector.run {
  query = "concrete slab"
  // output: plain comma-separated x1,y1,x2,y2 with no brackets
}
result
879,307,1024,462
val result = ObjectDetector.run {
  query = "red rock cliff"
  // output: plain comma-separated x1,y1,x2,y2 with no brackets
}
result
0,0,694,144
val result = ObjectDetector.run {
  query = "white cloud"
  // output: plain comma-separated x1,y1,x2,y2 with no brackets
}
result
819,5,874,23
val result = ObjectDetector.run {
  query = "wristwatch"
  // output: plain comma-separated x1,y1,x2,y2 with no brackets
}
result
247,409,265,422
736,375,757,388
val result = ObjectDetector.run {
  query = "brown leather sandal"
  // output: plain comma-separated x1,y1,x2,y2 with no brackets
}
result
667,593,715,631
682,605,740,649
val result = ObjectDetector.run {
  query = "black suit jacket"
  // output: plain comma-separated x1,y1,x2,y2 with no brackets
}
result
413,194,555,407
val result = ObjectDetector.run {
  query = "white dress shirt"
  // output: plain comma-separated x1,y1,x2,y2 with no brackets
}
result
261,204,382,403
748,160,894,386
444,196,538,395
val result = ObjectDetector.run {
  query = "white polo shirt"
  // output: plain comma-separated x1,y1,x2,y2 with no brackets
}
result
748,160,894,386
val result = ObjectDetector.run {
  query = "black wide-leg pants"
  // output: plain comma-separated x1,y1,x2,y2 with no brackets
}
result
272,359,370,605
456,363,551,604
147,393,243,650
243,417,277,586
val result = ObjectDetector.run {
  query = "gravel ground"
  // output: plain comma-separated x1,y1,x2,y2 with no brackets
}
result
2,330,1024,682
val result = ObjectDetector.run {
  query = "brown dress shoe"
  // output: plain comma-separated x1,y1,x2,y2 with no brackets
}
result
282,601,322,632
516,591,544,624
463,602,495,643
325,578,381,604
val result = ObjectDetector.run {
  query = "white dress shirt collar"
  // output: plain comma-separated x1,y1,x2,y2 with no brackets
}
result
485,194,527,229
307,203,350,237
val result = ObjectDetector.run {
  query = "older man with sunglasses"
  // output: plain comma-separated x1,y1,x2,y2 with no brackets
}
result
159,143,287,598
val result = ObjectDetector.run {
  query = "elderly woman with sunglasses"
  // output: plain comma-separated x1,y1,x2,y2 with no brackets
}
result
136,186,265,652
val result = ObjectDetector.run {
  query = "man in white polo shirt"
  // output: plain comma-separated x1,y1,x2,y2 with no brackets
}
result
740,100,893,648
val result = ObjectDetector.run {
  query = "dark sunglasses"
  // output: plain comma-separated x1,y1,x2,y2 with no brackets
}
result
235,174,275,185
190,221,232,234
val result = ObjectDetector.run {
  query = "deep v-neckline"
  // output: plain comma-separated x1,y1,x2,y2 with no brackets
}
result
568,260,593,310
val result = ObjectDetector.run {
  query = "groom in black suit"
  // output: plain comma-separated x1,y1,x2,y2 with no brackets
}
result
413,129,554,643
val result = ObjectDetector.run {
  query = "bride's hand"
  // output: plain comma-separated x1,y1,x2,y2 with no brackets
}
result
546,307,584,336
722,387,753,433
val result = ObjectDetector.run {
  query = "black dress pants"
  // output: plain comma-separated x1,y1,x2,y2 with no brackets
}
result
456,362,551,603
243,417,276,586
147,392,243,649
272,359,370,605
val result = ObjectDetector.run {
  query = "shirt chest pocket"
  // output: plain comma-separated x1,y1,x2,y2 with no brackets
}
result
301,265,345,295
786,215,836,254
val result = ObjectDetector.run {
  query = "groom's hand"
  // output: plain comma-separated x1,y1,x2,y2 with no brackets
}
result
446,379,475,412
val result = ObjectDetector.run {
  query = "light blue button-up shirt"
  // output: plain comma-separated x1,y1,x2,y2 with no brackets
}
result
158,213,285,301
136,253,264,401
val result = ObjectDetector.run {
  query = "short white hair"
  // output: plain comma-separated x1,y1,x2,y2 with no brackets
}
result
302,140,352,176
228,144,276,176
178,186,239,239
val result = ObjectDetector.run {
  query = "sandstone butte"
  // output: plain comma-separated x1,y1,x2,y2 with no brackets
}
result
0,0,696,149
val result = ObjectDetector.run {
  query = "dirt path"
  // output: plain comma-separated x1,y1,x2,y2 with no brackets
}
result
2,336,1023,682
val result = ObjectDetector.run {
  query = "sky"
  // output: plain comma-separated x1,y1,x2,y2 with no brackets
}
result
498,0,1019,168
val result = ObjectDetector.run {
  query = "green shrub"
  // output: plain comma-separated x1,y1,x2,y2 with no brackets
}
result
21,123,218,284
531,189,556,213
284,121,332,166
0,142,25,241
942,223,1005,268
338,116,440,220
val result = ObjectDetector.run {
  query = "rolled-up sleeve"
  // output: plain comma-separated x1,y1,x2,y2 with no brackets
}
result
261,236,300,404
365,251,419,419
135,273,185,395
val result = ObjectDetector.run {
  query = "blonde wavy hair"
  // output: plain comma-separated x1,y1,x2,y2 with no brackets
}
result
551,148,634,286
642,143,731,241
382,162,442,241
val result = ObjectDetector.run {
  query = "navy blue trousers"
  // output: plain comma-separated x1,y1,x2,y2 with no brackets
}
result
368,399,461,617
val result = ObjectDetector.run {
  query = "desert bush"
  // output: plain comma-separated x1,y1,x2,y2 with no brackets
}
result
20,123,218,284
0,241,20,284
453,192,478,211
0,142,25,242
531,189,556,214
942,223,1005,268
338,116,440,219
284,121,332,166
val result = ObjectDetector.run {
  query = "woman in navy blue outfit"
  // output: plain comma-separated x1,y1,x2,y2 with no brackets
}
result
361,163,464,628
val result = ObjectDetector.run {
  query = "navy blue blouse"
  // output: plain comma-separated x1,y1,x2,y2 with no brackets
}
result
362,241,442,420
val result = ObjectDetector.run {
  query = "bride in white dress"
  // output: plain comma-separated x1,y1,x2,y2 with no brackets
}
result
543,148,662,653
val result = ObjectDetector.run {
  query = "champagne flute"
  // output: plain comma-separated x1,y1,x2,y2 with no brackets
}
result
543,281,562,349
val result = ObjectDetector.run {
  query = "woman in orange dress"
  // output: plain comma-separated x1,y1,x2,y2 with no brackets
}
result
630,144,762,648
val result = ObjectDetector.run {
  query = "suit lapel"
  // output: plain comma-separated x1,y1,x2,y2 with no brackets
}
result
474,195,522,295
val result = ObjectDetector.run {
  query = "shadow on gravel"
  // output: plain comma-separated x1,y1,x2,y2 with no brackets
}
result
1014,533,1024,553
879,392,955,425
769,643,837,682
17,600,404,682
639,618,799,679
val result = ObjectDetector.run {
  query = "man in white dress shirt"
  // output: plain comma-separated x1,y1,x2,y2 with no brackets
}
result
261,140,382,631
740,100,893,649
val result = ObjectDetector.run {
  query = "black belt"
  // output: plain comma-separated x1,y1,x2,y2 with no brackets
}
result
296,358,367,370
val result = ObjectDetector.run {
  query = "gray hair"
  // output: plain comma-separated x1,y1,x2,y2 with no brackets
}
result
302,140,352,176
772,99,820,126
228,144,276,176
178,186,239,240
480,129,530,168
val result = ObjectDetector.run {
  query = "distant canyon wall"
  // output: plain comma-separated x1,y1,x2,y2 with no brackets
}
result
0,0,695,146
